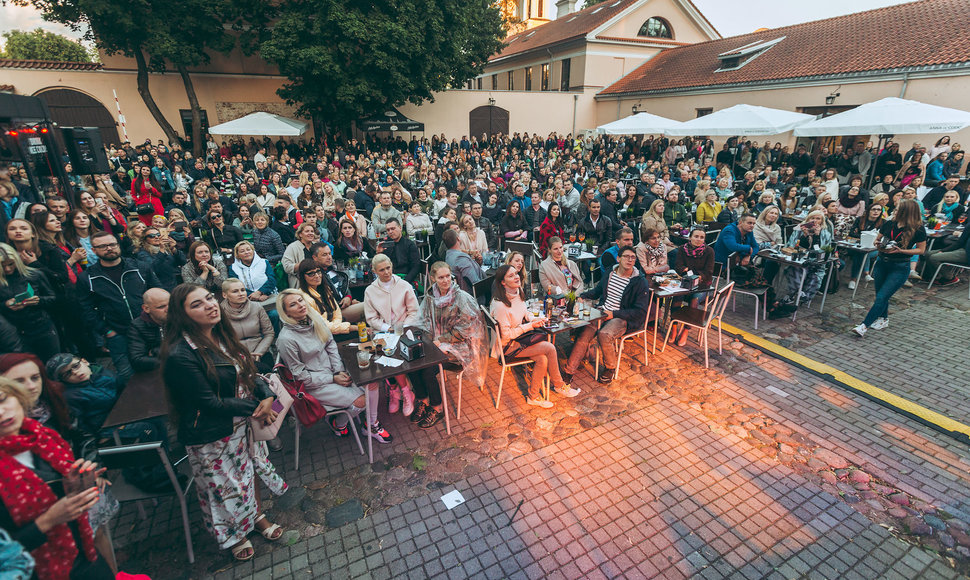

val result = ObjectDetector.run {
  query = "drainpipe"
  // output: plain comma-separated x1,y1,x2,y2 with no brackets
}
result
899,72,909,98
572,94,578,136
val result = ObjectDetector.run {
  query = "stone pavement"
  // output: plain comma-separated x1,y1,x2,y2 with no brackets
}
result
103,276,970,579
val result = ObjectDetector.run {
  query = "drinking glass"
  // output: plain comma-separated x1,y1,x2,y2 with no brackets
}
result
578,232,586,243
393,323,404,336
569,233,577,243
357,350,371,369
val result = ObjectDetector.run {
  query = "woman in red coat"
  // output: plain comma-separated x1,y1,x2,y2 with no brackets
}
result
130,166,164,226
537,202,565,258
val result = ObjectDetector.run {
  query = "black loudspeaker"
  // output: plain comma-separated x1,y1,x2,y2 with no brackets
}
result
62,127,111,174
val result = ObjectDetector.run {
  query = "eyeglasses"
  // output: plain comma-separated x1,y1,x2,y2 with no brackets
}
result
304,269,322,277
210,214,223,219
92,242,119,250
60,359,83,379
145,233,162,239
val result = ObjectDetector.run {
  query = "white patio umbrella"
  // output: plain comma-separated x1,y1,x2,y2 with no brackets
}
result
793,97,970,136
596,112,683,135
208,111,308,136
665,104,813,136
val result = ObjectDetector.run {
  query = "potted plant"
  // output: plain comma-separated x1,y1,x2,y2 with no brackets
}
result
820,244,835,261
565,290,578,315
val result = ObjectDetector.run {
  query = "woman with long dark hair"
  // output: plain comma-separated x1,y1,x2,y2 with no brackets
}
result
181,241,228,292
162,283,287,561
131,165,164,226
63,210,95,266
499,199,529,241
0,353,73,438
0,243,60,360
853,199,926,337
537,202,565,258
297,259,352,335
333,218,366,263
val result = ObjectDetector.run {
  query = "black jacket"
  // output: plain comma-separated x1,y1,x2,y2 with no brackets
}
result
581,267,650,330
383,237,422,283
76,258,160,336
576,214,614,249
127,313,163,372
163,336,274,446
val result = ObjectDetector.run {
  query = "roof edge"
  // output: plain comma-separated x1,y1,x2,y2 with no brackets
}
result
0,58,103,71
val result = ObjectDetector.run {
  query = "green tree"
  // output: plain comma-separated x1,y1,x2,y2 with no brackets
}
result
0,28,94,62
261,0,505,128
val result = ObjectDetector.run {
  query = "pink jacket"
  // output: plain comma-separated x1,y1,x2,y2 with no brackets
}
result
363,276,420,331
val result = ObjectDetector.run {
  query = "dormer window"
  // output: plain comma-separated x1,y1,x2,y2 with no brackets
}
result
638,17,672,39
716,36,785,71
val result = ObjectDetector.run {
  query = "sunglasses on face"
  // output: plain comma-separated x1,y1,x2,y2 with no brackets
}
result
145,233,162,239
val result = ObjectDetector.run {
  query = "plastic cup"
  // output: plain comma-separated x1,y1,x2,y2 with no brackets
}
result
356,350,371,369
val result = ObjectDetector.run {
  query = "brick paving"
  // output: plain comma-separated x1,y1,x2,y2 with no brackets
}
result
105,289,970,579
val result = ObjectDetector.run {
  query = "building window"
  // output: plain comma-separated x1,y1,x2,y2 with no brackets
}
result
696,108,713,118
508,70,514,91
560,58,571,91
477,77,482,90
492,74,497,90
541,64,549,91
525,67,532,91
638,17,672,39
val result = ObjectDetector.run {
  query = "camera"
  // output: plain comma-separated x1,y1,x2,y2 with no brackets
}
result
883,240,898,249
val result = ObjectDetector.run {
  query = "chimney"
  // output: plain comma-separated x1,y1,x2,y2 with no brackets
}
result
556,0,577,19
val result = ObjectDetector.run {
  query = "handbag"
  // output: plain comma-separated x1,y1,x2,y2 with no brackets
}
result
135,203,155,215
249,373,294,441
503,328,551,359
274,363,327,427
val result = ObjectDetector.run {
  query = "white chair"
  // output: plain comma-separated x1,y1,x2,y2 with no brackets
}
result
480,306,548,408
98,441,196,563
661,281,735,368
720,253,768,329
594,301,653,381
927,261,970,299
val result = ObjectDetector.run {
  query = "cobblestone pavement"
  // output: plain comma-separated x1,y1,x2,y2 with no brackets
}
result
105,277,970,579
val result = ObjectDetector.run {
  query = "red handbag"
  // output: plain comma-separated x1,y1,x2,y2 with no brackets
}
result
274,363,327,427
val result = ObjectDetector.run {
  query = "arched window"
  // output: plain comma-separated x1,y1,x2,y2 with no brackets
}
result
638,17,672,39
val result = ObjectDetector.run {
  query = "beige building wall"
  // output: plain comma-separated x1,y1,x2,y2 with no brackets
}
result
594,74,970,150
3,66,297,144
602,0,714,45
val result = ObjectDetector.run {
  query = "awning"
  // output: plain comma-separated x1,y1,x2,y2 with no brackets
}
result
793,97,970,136
359,107,424,132
208,112,308,136
595,112,683,135
665,104,813,136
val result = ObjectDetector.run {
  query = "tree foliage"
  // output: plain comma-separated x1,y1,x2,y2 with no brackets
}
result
261,0,505,126
0,28,94,62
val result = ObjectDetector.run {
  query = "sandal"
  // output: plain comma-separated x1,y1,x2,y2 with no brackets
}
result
231,539,255,561
255,514,284,541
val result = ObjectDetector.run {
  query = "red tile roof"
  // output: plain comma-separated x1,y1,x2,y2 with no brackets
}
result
491,0,641,62
600,0,970,96
0,59,103,71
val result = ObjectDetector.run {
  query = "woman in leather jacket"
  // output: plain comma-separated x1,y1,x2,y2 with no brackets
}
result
161,283,287,562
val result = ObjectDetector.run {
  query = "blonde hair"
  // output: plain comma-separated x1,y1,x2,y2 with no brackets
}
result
371,253,391,270
0,243,32,286
0,376,33,413
233,240,256,259
276,289,333,344
221,277,245,294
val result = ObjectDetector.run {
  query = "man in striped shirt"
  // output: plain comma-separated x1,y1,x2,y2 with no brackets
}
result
562,246,650,384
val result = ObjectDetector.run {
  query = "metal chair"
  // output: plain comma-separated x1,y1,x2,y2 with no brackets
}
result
480,306,547,409
927,261,970,299
505,240,537,267
472,275,495,306
275,363,365,470
722,252,769,329
594,301,653,381
98,441,196,563
661,281,735,368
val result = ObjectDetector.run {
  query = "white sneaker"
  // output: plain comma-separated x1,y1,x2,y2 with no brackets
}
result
865,274,874,282
388,386,401,414
852,324,867,337
554,385,581,398
870,318,889,330
401,387,415,417
526,398,554,408
903,280,913,288
847,280,856,290
908,271,921,280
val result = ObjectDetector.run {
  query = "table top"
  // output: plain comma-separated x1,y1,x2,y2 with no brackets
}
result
338,329,451,385
835,240,876,252
757,249,838,267
649,280,715,298
543,307,605,334
927,226,964,238
101,371,168,430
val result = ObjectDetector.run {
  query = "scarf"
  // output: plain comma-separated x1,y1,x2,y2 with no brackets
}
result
0,418,97,580
645,242,666,263
939,201,960,221
231,257,268,294
432,281,457,309
683,241,706,259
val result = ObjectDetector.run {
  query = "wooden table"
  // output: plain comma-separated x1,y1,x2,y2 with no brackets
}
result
101,371,168,444
338,331,453,462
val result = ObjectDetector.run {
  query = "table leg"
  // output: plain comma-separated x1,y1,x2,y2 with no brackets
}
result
651,294,660,354
366,382,373,464
851,252,865,302
437,363,451,435
791,266,807,322
819,260,835,314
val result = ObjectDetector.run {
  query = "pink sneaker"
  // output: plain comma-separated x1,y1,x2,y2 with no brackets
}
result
388,386,401,414
401,387,415,417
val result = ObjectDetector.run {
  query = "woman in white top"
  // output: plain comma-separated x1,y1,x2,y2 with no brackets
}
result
822,168,840,200
458,214,487,262
254,183,276,211
489,264,573,408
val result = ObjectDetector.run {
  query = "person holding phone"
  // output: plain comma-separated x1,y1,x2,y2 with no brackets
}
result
0,243,60,360
0,377,115,579
162,284,287,562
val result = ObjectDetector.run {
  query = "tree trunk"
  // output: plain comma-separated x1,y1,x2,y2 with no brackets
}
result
134,49,181,145
177,64,205,158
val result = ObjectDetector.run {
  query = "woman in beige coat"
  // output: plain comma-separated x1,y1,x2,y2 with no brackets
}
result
538,237,583,295
640,199,675,249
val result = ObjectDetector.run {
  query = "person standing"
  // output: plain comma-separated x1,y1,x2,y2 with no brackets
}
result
853,199,926,337
162,284,287,562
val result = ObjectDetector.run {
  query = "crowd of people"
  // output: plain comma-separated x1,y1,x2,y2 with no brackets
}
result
0,128,967,575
